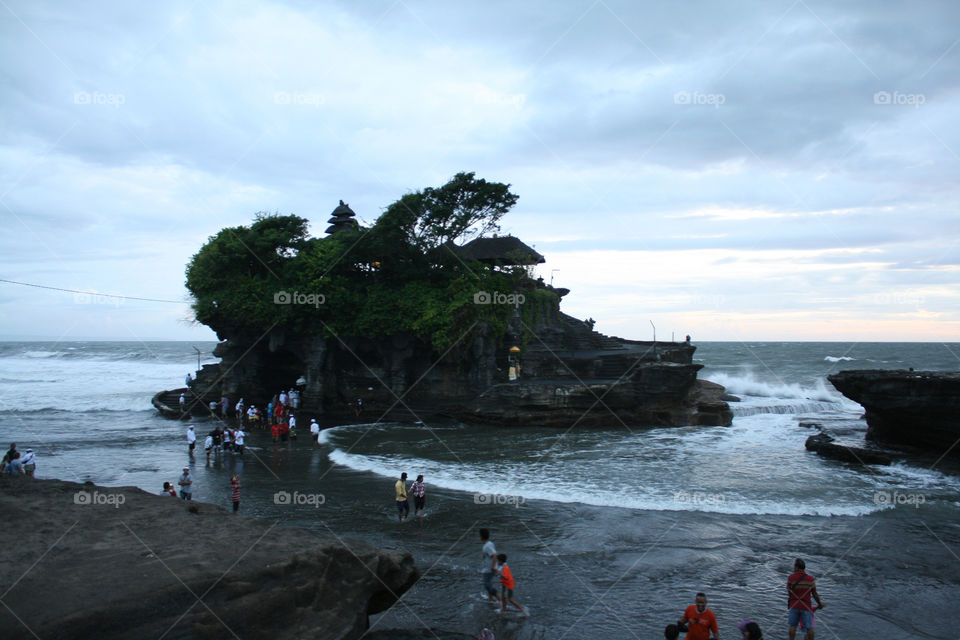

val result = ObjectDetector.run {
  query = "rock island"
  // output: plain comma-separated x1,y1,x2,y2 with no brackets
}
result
156,173,732,428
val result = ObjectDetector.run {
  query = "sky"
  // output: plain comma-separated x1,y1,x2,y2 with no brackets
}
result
1,0,958,342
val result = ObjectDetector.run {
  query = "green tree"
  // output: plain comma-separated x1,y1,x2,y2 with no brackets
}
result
185,174,533,351
371,172,518,251
186,213,309,335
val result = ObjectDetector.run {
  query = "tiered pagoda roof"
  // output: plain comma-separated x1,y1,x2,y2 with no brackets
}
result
325,200,360,235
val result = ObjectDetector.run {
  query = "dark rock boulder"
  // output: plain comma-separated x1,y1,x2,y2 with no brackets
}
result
168,304,732,428
828,369,960,456
0,478,418,640
466,373,732,427
804,432,892,465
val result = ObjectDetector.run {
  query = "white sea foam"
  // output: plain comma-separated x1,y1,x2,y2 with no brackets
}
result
22,350,60,358
824,355,855,362
326,446,883,516
320,416,957,517
0,348,215,412
709,371,843,402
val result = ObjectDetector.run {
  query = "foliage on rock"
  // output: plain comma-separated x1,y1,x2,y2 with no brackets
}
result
186,173,555,353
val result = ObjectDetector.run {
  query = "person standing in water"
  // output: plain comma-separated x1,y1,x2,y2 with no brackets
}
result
230,476,241,513
394,472,410,522
233,427,245,456
410,474,426,517
496,553,525,614
178,467,193,500
788,558,824,640
480,528,498,602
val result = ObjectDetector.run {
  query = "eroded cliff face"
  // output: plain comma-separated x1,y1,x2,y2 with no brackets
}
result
0,478,419,640
829,369,960,455
185,288,731,427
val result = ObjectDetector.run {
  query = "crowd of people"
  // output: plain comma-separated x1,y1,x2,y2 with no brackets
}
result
0,443,35,476
170,387,314,514
170,379,828,639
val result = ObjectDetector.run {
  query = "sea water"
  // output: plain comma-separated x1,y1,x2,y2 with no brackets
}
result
1,341,959,638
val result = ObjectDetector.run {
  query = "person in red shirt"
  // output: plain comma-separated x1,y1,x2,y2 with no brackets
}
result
678,592,718,640
496,553,525,615
788,558,824,640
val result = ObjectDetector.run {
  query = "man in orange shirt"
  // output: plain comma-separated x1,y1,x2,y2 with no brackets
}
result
678,592,718,640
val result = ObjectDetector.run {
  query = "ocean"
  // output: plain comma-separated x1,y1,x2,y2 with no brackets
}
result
1,340,959,639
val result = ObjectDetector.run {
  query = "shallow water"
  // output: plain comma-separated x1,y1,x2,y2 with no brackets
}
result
1,341,959,638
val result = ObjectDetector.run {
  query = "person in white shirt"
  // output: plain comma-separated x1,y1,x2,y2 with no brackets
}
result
178,467,192,500
186,426,196,456
234,428,245,456
279,391,288,407
310,418,320,445
19,449,35,477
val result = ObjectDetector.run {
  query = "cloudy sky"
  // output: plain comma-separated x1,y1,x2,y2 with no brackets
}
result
1,0,958,342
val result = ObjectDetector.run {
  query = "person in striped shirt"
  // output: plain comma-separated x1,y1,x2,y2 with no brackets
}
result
230,476,241,513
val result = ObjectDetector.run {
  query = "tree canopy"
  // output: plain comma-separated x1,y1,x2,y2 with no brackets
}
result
185,173,553,353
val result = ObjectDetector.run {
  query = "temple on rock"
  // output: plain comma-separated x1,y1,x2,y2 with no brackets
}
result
159,200,733,429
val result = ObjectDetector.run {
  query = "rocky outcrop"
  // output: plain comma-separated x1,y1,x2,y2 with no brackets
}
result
0,478,418,640
828,370,960,456
166,279,731,428
804,432,892,465
467,371,732,427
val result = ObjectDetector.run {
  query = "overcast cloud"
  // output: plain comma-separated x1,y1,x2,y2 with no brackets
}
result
1,0,958,342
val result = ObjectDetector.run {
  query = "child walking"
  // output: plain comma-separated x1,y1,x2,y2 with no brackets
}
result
496,553,525,614
230,475,241,513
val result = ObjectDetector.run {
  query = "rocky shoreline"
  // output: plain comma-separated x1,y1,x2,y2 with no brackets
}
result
828,369,960,457
0,477,418,640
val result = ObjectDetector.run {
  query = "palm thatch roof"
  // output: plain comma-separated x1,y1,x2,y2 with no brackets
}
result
453,236,545,265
